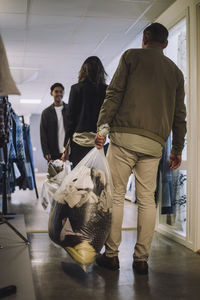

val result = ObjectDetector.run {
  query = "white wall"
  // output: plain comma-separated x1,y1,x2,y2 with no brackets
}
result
30,114,47,174
106,32,143,82
109,0,200,252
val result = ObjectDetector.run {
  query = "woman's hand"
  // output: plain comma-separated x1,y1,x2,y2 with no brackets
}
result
62,140,70,161
45,154,51,161
61,149,69,162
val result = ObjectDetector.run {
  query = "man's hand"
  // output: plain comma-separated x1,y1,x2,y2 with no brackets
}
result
45,154,51,161
61,149,69,162
169,154,182,170
95,133,106,149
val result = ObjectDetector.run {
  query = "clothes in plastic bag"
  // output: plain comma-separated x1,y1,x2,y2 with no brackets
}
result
41,160,71,210
48,148,113,270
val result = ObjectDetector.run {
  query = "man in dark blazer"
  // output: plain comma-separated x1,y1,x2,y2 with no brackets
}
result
40,83,68,161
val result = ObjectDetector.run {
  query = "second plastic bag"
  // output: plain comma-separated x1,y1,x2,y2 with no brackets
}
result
41,160,71,210
48,148,113,270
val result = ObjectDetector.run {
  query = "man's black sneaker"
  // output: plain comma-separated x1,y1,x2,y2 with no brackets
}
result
132,261,148,275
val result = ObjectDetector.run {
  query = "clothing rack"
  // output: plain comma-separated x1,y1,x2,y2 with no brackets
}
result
0,118,29,254
0,99,38,215
0,96,10,215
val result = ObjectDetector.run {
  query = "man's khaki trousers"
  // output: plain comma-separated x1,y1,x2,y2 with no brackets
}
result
105,142,161,262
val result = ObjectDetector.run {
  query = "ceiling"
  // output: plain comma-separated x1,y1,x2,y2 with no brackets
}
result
0,0,175,117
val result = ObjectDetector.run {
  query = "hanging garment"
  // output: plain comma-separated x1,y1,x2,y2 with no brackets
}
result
8,112,35,190
0,162,16,194
156,134,174,214
172,169,187,231
8,116,17,162
0,97,10,147
0,99,5,145
0,147,5,164
11,111,26,161
10,111,28,190
0,99,37,196
22,123,35,189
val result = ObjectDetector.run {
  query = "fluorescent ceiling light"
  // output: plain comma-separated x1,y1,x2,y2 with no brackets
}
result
20,99,41,104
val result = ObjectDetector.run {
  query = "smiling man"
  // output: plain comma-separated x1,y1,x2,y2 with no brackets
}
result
40,83,68,161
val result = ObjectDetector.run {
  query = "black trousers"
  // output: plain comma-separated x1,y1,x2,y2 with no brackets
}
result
69,141,93,168
69,141,110,169
51,153,62,160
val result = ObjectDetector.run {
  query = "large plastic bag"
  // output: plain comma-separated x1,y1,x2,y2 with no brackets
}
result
48,148,113,270
41,160,71,210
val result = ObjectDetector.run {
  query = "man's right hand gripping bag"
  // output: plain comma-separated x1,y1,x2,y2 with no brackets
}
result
48,148,113,271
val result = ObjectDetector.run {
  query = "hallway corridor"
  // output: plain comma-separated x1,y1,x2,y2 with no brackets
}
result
29,230,200,300
1,175,200,299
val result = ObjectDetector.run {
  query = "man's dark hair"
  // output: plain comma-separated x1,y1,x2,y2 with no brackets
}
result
50,83,64,93
143,22,168,44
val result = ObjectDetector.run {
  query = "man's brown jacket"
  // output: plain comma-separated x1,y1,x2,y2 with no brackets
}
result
97,46,186,155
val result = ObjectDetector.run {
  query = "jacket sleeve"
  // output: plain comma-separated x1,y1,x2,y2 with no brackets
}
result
40,110,50,156
64,85,78,145
171,73,187,155
97,52,129,129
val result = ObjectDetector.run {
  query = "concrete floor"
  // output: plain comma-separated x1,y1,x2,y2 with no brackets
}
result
29,231,200,300
0,215,36,300
2,175,200,300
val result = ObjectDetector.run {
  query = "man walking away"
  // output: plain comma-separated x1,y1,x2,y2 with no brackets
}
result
95,23,186,275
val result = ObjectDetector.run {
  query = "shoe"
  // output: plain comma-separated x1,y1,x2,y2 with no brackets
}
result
96,253,119,271
132,261,148,275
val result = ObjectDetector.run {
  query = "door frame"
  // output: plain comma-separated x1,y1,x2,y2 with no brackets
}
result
155,0,200,251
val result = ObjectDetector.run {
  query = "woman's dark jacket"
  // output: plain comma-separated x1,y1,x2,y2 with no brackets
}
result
40,102,68,158
64,80,107,145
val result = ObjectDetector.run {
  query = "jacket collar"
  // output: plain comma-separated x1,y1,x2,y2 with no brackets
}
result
50,102,67,111
146,45,164,54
